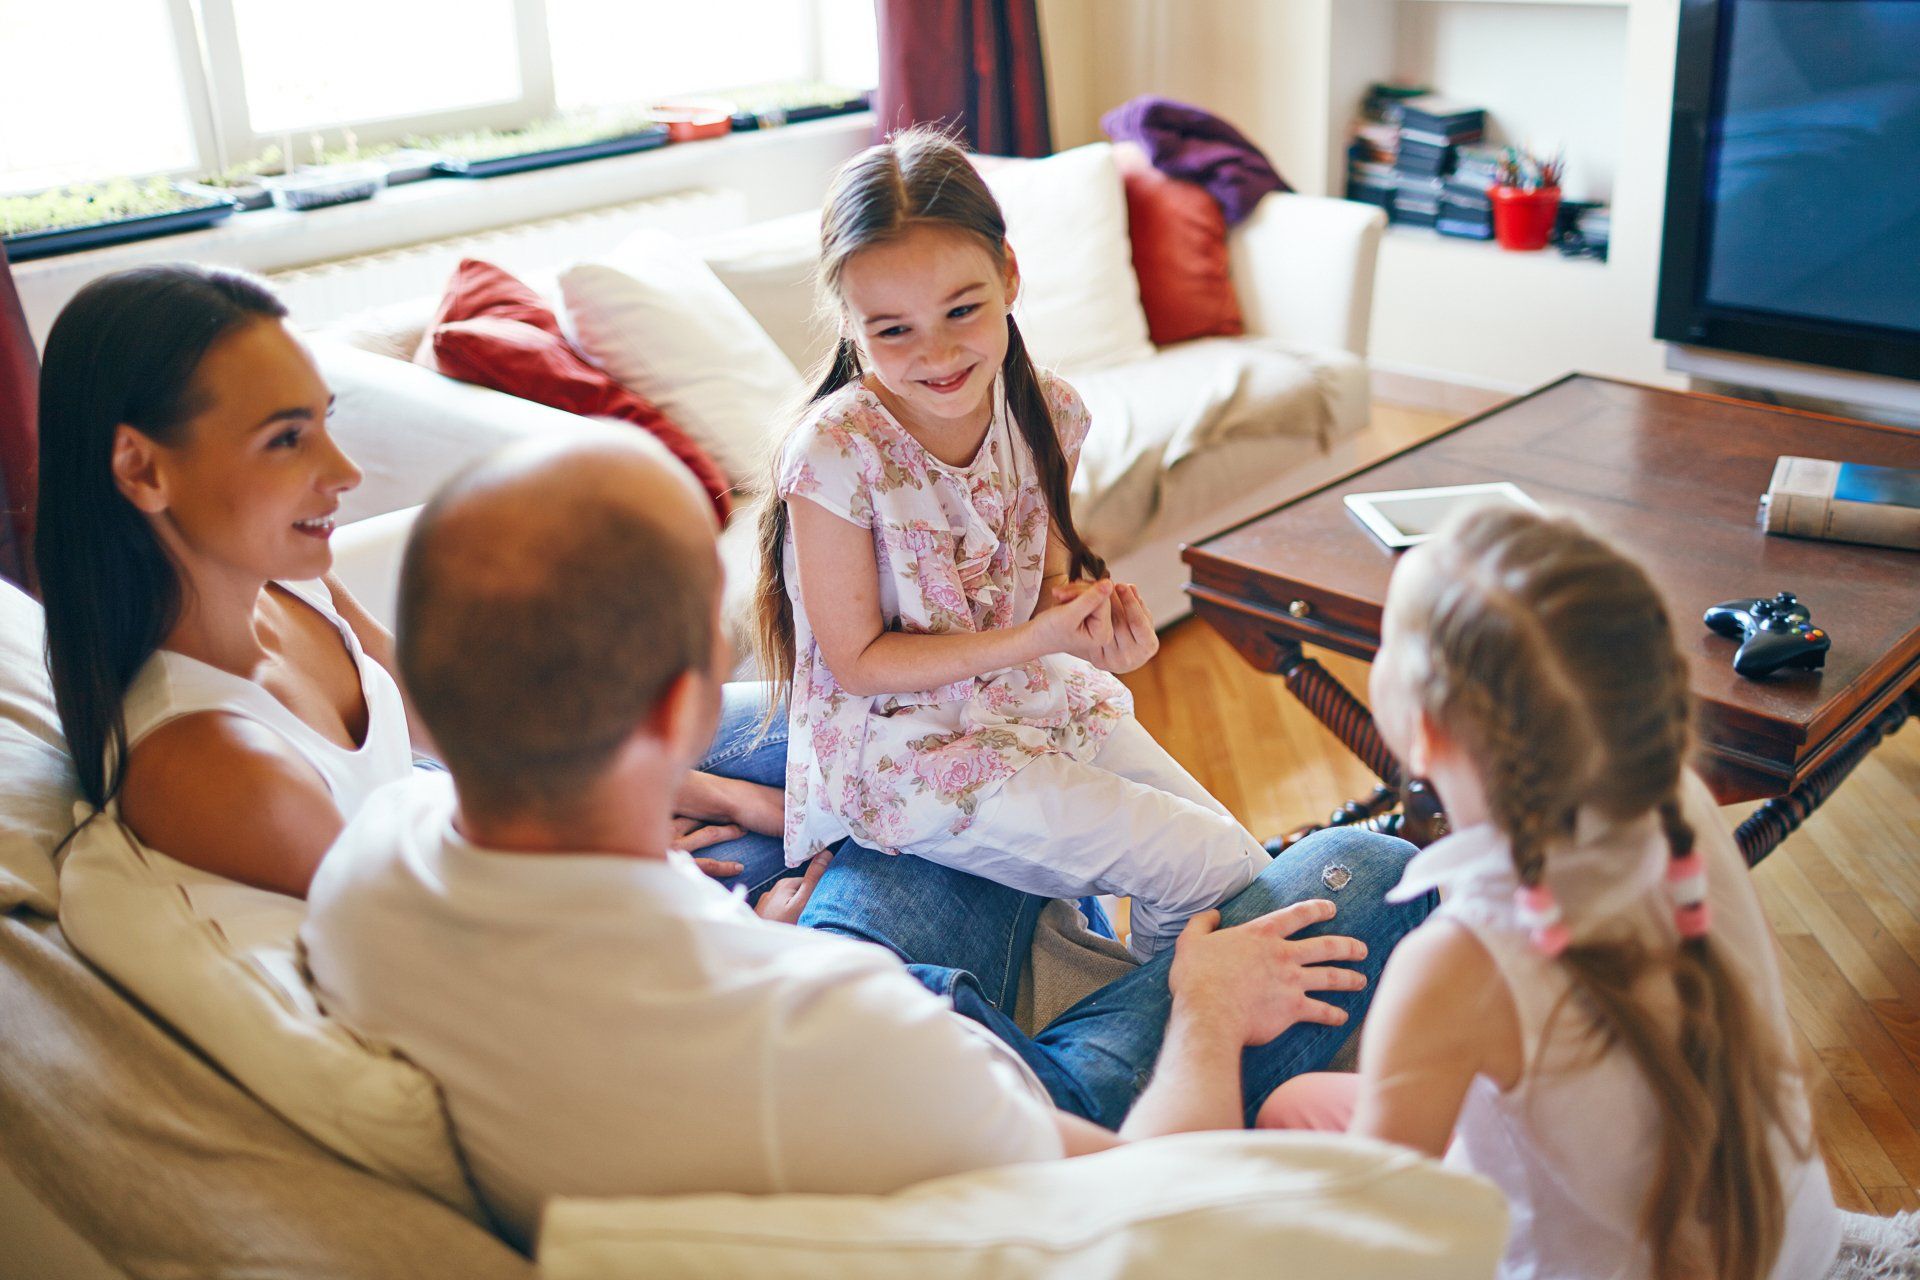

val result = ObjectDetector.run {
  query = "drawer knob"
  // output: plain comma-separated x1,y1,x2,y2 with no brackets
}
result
1288,599,1312,619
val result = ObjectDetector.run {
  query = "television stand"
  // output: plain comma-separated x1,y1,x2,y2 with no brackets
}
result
1670,345,1920,433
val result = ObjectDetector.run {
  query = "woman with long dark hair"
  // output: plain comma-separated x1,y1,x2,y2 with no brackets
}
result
34,264,786,898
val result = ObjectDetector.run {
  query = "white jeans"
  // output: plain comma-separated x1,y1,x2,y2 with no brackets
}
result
900,717,1272,960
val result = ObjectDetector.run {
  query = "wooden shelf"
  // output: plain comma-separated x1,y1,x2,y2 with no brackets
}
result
1381,221,1608,269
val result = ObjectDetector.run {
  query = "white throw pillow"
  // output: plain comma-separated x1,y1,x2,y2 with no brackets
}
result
57,812,484,1220
981,143,1155,375
0,581,79,917
698,210,835,378
562,230,805,488
539,1130,1508,1280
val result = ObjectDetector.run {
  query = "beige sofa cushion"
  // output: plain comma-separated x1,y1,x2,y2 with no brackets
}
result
538,1130,1509,1280
1067,337,1368,558
316,295,437,363
717,500,768,674
698,211,834,378
1,913,529,1278
0,582,76,918
316,339,609,526
561,230,806,488
57,814,486,1221
981,143,1156,375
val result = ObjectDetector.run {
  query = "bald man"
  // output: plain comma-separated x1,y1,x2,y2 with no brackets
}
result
301,431,1386,1254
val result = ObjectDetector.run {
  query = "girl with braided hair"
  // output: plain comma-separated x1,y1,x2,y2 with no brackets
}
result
1257,506,1840,1280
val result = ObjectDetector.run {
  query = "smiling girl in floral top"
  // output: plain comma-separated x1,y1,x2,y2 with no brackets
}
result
752,129,1269,960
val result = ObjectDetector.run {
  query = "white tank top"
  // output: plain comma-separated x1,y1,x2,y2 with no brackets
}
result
1386,770,1841,1280
116,579,413,820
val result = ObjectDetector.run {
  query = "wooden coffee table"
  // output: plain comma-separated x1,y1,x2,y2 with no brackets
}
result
1184,374,1920,863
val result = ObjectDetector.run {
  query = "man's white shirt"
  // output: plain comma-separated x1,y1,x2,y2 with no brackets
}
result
301,772,1063,1251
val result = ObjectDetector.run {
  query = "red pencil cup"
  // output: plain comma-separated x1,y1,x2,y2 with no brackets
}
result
1490,185,1562,251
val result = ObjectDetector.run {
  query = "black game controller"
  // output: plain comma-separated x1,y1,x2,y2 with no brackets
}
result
1703,592,1831,679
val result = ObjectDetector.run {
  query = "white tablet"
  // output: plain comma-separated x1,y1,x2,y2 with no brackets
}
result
1343,481,1543,549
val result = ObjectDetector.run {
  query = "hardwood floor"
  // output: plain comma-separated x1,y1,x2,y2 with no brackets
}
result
1120,400,1920,1214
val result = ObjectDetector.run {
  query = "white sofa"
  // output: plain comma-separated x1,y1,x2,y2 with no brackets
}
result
0,575,1515,1280
307,153,1384,639
2,152,1477,1279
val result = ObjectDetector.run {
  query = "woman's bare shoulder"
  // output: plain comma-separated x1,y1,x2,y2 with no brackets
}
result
118,712,343,897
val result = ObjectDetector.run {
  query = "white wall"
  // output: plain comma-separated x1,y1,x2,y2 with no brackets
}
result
1042,0,1689,397
1394,3,1629,203
1042,0,1329,185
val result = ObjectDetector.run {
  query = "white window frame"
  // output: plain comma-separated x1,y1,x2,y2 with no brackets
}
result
126,0,868,183
182,0,558,176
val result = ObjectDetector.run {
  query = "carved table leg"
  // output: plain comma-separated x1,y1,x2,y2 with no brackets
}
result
1735,688,1917,867
1271,642,1401,785
1264,641,1452,850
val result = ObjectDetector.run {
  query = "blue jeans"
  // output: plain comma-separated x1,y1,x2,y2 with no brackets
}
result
801,827,1435,1128
698,684,1112,937
695,683,794,897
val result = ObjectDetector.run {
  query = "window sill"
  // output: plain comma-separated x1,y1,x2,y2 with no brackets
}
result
14,113,872,345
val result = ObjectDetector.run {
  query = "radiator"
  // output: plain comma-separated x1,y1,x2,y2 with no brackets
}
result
267,186,749,328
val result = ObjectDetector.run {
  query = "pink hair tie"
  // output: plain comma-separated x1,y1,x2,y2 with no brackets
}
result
1675,901,1713,939
1666,851,1707,902
1667,851,1711,939
1514,884,1571,957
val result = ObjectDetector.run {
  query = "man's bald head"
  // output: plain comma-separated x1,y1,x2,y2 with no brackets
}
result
397,430,723,815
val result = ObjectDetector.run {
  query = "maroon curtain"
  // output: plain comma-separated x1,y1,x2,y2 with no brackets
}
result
874,0,1053,158
0,243,34,589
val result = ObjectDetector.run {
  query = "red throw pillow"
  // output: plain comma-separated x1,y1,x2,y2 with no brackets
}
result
419,258,733,523
1114,145,1245,346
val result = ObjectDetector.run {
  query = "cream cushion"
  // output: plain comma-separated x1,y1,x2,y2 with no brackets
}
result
0,582,76,917
538,1130,1509,1280
561,230,806,488
326,500,764,677
980,143,1154,376
692,146,1161,381
1067,337,1369,558
698,210,834,377
315,339,606,526
57,814,484,1220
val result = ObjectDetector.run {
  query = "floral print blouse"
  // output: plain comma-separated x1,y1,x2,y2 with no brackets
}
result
777,372,1132,860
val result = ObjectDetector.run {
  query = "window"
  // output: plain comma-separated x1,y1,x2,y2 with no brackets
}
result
227,0,524,134
548,1,815,111
3,0,876,192
0,0,200,193
817,0,880,93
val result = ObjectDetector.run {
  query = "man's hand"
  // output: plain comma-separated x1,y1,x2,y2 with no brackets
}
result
672,815,745,880
1169,900,1369,1047
753,851,833,924
671,773,786,883
1120,900,1369,1141
1053,580,1158,674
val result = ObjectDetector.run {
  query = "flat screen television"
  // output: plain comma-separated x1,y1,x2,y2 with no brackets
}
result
1655,0,1920,384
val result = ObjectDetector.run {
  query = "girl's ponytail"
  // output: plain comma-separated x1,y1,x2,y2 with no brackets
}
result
753,335,866,728
1001,316,1105,582
1644,788,1790,1280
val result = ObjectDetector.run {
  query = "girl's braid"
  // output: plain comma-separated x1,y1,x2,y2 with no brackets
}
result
1407,506,1801,1280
